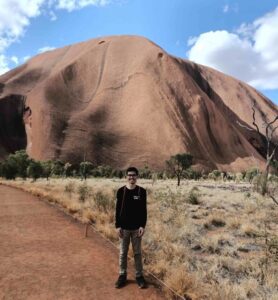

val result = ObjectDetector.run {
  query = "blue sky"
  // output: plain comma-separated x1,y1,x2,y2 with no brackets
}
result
1,0,278,105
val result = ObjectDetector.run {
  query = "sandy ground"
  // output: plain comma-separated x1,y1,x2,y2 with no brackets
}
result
0,185,164,300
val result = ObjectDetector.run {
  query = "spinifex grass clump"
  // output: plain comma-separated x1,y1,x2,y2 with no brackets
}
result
78,183,91,202
204,213,226,229
187,187,201,205
93,190,115,213
64,181,75,199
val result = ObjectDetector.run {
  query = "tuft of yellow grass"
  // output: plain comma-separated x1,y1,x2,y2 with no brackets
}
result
163,266,199,300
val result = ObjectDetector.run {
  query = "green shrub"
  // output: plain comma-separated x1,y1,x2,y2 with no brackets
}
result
80,161,94,180
7,150,31,179
184,168,202,180
110,169,124,178
140,165,152,179
0,160,17,179
226,172,236,181
64,162,74,177
245,167,259,183
27,160,43,181
51,160,65,176
96,165,113,177
208,170,221,180
41,160,52,180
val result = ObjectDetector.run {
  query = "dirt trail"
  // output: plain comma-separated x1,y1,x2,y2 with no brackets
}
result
0,185,164,300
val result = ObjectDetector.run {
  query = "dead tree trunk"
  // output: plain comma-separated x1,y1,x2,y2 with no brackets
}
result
237,101,278,200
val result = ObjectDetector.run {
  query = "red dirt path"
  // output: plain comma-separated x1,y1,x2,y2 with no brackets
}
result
0,185,165,300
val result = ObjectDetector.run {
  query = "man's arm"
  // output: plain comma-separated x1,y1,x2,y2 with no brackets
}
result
141,189,147,228
115,188,122,229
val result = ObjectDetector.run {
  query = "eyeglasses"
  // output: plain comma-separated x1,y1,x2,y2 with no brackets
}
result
127,174,137,177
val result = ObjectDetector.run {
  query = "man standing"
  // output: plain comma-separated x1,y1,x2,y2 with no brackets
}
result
114,167,147,289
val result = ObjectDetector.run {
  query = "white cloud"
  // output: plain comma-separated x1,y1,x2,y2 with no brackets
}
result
223,3,238,14
223,4,229,13
0,0,112,75
0,0,111,53
0,0,45,48
23,55,31,62
236,22,255,39
38,46,56,53
49,10,57,21
55,0,110,12
11,55,19,65
187,6,278,90
187,36,198,47
0,0,46,75
0,54,10,75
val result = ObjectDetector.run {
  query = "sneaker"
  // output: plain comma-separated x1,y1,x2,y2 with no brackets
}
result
136,275,146,288
115,274,127,288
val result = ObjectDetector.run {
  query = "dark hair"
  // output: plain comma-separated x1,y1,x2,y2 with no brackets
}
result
126,167,139,176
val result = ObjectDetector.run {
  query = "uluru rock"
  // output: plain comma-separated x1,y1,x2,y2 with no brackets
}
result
0,35,277,171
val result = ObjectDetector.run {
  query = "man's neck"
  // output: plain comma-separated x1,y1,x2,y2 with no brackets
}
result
126,183,137,190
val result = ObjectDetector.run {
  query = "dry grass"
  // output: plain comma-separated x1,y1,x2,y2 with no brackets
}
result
1,177,277,300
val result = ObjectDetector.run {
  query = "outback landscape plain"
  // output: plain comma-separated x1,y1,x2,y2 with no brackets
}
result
1,175,277,300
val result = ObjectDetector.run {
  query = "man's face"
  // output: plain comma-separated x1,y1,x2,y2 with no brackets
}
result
127,172,137,184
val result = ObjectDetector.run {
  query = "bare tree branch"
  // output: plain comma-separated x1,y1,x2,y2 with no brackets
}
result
270,196,278,206
236,121,254,131
237,103,278,197
270,144,278,161
270,125,278,141
252,105,261,134
266,115,278,141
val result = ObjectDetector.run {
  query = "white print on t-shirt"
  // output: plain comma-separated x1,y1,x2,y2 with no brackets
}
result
133,195,140,200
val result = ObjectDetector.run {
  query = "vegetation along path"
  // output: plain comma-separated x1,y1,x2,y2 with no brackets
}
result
0,185,164,300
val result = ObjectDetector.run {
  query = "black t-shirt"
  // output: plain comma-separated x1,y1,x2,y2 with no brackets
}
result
115,185,147,230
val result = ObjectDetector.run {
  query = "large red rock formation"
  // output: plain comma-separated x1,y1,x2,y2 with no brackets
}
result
0,35,277,171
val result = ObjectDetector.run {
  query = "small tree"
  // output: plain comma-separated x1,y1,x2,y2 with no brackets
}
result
237,103,277,197
166,153,193,186
7,150,31,179
64,162,73,177
184,168,202,180
0,159,17,180
80,161,94,180
110,169,124,178
41,160,52,180
27,160,43,181
140,165,152,179
51,160,64,177
94,165,113,177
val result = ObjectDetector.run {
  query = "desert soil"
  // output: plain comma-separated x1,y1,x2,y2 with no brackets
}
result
0,185,164,300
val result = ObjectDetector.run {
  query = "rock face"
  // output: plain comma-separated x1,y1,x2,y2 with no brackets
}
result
0,35,277,171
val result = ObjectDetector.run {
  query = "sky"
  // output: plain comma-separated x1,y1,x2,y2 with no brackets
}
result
0,0,278,105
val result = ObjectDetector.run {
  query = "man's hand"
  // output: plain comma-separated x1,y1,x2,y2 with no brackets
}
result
137,227,145,237
117,227,123,238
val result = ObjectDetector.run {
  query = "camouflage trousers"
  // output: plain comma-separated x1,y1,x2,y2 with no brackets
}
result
119,229,143,277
